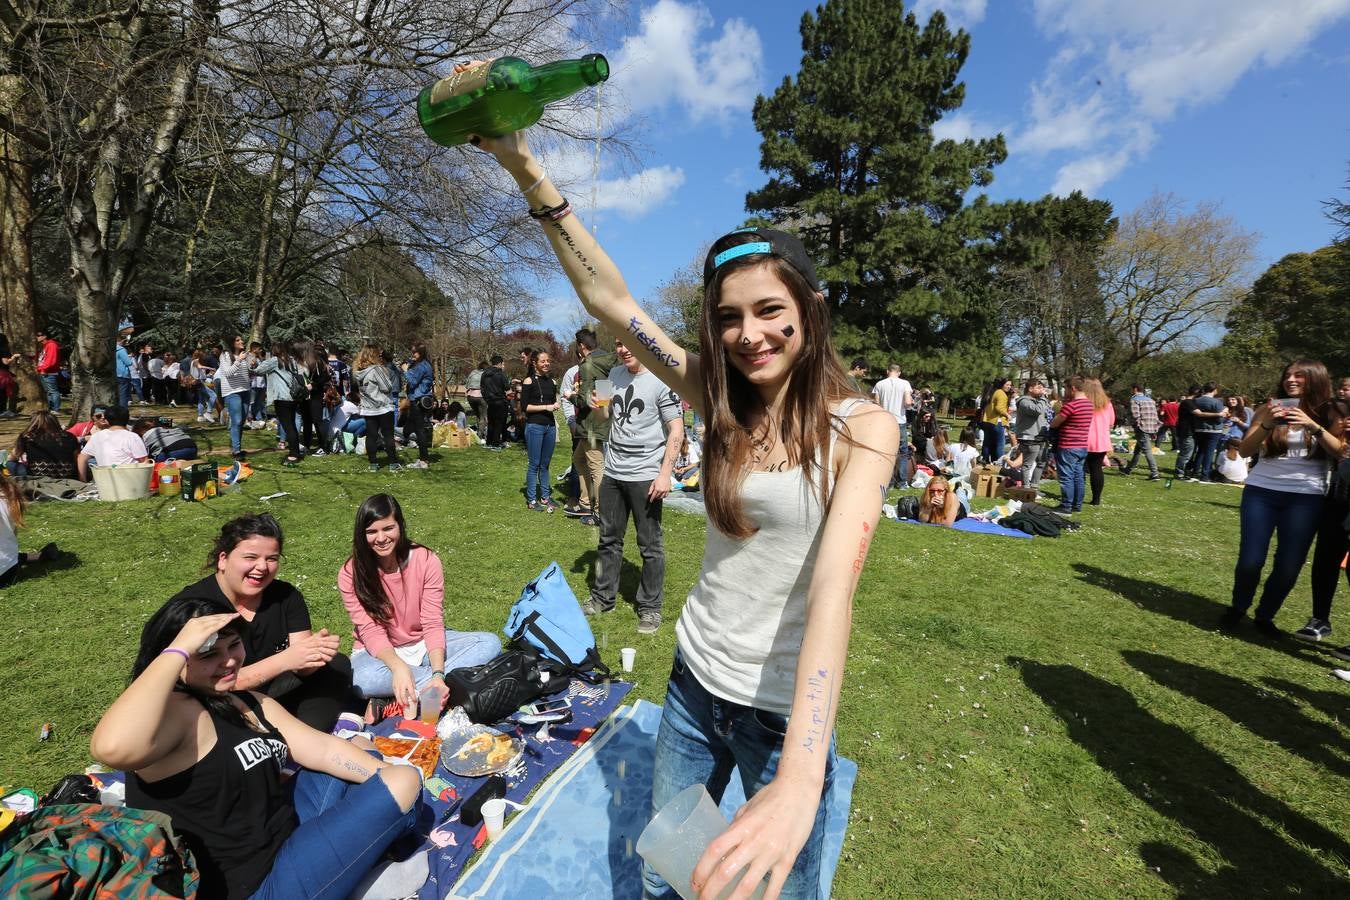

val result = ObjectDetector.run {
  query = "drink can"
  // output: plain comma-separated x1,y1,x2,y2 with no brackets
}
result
39,723,52,741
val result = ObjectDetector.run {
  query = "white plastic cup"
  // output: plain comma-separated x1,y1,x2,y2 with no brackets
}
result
621,647,636,673
482,797,506,840
635,784,765,900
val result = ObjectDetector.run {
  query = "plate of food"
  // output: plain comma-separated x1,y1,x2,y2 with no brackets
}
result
371,735,443,780
440,726,523,777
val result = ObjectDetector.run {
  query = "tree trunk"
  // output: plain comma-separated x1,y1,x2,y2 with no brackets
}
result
0,72,45,410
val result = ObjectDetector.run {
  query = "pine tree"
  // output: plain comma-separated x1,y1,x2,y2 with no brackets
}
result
747,0,1012,396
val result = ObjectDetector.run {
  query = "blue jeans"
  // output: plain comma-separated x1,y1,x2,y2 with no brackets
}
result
154,446,199,463
350,629,501,698
1174,432,1196,476
41,374,60,412
1194,430,1224,481
251,754,420,899
117,377,132,408
223,391,246,453
643,650,835,899
1055,447,1088,511
1230,485,1324,621
250,386,267,421
131,378,144,401
980,422,1005,463
524,422,557,502
198,383,218,417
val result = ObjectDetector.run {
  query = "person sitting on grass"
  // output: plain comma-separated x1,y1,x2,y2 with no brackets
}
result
6,412,81,479
134,418,200,463
949,425,980,480
0,475,59,587
673,432,702,490
167,513,357,733
77,405,148,481
339,493,500,722
1215,437,1249,485
91,596,423,899
66,404,109,442
917,476,967,526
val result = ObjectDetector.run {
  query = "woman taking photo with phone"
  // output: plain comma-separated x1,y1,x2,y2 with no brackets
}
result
91,597,422,899
1220,360,1342,635
467,97,895,900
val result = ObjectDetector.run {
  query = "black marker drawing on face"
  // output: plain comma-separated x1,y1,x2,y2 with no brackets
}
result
781,325,795,337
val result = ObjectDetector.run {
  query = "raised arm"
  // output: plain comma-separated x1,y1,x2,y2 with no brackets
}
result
470,124,705,416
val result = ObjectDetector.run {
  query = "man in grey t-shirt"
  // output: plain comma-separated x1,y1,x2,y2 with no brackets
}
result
584,339,684,633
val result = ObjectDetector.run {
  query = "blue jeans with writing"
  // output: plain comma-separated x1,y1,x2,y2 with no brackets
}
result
349,629,502,699
251,752,420,899
524,422,557,502
1055,447,1088,511
642,649,835,899
1230,484,1324,621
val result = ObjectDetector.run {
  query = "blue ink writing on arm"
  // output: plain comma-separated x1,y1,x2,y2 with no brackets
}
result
626,316,680,368
803,668,835,754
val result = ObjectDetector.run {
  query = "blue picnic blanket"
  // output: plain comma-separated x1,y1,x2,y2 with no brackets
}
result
892,515,1033,539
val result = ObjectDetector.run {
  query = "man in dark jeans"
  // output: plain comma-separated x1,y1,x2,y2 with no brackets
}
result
1173,384,1202,479
1191,383,1228,482
583,339,683,634
480,354,510,449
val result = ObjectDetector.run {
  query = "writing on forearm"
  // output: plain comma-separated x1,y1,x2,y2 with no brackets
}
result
851,521,871,575
549,222,598,279
627,316,680,368
333,751,376,779
802,667,835,754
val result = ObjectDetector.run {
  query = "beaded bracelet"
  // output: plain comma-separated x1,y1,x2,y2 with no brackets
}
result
528,198,573,222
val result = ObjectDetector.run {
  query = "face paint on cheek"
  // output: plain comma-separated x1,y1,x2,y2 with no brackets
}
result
781,325,795,338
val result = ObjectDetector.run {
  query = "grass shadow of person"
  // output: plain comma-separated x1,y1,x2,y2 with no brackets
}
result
1261,676,1350,729
570,549,643,610
1122,651,1350,777
1071,564,1318,660
1014,657,1350,896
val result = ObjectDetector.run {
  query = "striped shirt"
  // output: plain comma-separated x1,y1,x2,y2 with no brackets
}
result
216,352,252,397
1056,397,1093,449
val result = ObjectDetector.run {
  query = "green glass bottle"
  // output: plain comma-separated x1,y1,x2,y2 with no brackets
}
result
417,54,610,147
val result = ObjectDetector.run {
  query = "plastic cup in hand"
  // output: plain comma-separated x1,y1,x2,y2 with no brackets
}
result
482,797,507,840
621,647,636,673
636,784,765,900
595,379,614,408
418,684,441,725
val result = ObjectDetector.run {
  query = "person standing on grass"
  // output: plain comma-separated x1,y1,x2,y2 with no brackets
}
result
583,338,684,632
338,494,501,719
1293,399,1350,646
353,344,402,472
1173,384,1203,479
465,361,486,434
480,354,510,449
1220,360,1341,637
34,328,61,413
1121,384,1161,481
403,342,434,470
520,350,562,511
1083,378,1115,506
979,377,1012,464
467,110,896,899
848,358,868,395
1190,383,1228,483
572,330,614,525
1157,395,1179,449
1013,379,1054,490
871,364,913,489
254,343,310,467
167,514,357,733
116,336,136,408
559,348,584,515
216,336,254,460
1050,377,1092,514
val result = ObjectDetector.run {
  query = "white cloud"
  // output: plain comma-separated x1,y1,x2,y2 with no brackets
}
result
610,0,764,124
594,164,687,217
1019,0,1350,194
911,0,988,28
931,111,1004,143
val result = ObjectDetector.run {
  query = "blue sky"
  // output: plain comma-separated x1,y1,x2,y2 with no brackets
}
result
526,0,1350,337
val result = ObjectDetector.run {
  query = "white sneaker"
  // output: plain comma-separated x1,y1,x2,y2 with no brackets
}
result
204,415,215,423
408,459,429,470
196,415,206,422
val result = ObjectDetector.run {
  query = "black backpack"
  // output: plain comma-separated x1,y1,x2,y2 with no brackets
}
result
445,647,568,724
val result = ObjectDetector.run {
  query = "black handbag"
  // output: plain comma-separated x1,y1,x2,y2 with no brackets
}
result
445,648,567,724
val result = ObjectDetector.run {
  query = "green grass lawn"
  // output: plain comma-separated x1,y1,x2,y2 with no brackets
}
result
3,429,1348,897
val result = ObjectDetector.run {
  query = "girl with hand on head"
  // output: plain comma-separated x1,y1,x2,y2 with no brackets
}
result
91,597,422,899
467,98,897,900
917,476,966,526
339,493,501,720
166,514,354,733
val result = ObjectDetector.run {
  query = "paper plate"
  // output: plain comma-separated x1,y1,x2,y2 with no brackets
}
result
440,725,524,777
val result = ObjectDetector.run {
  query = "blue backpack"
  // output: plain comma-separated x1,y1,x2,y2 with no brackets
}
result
505,562,611,682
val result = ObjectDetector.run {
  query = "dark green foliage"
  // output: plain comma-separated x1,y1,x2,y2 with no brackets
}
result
1224,246,1348,376
746,0,1013,398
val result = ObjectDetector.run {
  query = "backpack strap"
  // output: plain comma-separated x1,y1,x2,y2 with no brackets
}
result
512,612,612,682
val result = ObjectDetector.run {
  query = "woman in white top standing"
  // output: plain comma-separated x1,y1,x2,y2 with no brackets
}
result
216,335,254,460
469,111,895,900
1221,360,1342,636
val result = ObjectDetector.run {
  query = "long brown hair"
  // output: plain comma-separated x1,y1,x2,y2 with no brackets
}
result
353,343,383,372
1083,378,1110,411
1262,359,1333,459
347,494,415,626
917,476,957,524
1,476,24,529
699,254,857,539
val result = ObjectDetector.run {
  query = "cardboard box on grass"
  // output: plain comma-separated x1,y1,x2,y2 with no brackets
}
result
999,485,1038,502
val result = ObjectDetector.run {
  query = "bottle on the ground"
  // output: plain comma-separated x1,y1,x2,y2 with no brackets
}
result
417,55,610,147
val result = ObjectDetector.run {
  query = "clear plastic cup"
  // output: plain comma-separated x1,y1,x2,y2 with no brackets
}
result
636,784,765,900
594,379,615,408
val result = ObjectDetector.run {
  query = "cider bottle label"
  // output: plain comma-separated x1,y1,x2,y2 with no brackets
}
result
428,64,491,106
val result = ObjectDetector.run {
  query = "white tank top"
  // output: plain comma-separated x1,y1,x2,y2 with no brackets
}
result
675,400,863,714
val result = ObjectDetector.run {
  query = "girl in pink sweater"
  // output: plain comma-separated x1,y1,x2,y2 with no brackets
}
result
340,494,500,718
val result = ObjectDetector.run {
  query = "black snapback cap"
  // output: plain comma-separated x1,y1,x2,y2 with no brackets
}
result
703,227,821,293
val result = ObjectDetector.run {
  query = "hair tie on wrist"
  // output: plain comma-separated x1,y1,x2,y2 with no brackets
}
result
162,648,190,664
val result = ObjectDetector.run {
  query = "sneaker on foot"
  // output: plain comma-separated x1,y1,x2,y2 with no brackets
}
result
387,463,403,472
563,503,586,517
1253,618,1283,639
1293,618,1331,643
312,448,327,457
581,598,597,616
637,612,662,635
196,415,206,422
580,514,600,527
407,459,429,469
1328,644,1350,662
1120,467,1132,476
368,464,380,472
1147,473,1161,481
539,498,558,513
526,500,540,511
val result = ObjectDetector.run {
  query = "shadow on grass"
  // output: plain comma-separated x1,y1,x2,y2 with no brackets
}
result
1015,657,1350,895
1262,676,1350,726
1071,564,1319,660
570,549,643,610
1123,651,1350,776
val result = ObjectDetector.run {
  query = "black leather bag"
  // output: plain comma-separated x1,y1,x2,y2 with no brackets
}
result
445,648,567,724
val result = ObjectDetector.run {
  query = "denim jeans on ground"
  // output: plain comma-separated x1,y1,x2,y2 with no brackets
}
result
641,649,835,900
980,422,1005,463
223,391,246,453
1174,432,1196,476
1055,447,1088,510
1127,430,1158,475
1230,484,1324,621
524,422,557,502
591,475,665,615
1194,430,1225,481
350,629,502,698
251,752,420,899
41,374,60,412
